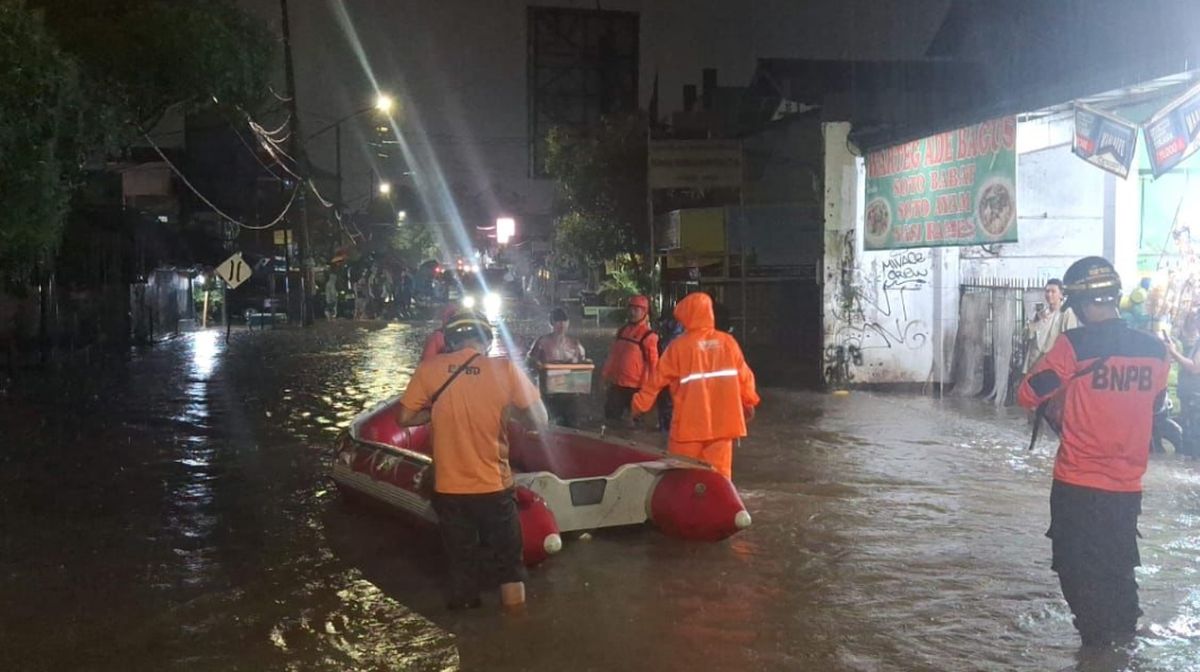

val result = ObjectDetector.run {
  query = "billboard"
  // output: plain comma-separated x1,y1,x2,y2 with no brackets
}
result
648,140,743,190
526,7,639,177
864,116,1018,251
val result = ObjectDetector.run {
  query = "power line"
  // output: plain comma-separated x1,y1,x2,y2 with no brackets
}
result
142,131,300,231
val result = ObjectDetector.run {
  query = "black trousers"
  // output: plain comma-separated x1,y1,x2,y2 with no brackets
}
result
432,490,527,603
1047,480,1143,645
604,385,637,421
545,394,578,428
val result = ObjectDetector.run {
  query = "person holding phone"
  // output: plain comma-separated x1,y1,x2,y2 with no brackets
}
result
1024,278,1079,373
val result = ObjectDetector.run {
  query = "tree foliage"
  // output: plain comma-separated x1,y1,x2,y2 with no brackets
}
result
544,114,648,280
386,219,440,271
0,1,85,282
0,0,275,283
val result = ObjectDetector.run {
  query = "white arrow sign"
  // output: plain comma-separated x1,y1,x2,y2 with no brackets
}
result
215,253,252,289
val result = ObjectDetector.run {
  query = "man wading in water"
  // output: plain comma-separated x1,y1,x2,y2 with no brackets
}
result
1018,257,1169,647
398,310,547,613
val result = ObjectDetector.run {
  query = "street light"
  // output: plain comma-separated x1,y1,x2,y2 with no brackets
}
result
378,181,392,196
496,217,516,245
302,92,396,212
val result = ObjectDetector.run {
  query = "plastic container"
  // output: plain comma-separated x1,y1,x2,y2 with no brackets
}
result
539,363,594,395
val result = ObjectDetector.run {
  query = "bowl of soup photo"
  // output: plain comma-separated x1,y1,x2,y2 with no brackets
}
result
865,198,891,245
975,178,1015,240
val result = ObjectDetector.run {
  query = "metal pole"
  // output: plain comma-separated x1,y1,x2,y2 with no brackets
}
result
739,142,748,338
280,0,312,326
645,126,656,310
335,123,343,225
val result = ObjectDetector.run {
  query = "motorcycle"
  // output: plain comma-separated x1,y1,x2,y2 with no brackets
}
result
1152,396,1185,454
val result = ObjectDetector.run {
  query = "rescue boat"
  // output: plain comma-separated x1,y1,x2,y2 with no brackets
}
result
331,396,752,566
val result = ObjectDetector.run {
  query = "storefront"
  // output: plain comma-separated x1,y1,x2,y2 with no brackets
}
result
821,70,1200,392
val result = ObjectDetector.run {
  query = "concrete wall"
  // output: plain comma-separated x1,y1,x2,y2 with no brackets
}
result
822,122,958,385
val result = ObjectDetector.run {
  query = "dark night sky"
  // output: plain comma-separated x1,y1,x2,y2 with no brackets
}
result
233,0,953,227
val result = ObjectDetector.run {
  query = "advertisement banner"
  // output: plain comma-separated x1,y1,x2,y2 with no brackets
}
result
1144,80,1200,177
1073,103,1138,179
648,140,743,190
865,116,1018,251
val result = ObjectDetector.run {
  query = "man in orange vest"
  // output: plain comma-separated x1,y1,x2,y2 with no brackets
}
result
602,295,659,423
1018,257,1169,646
631,292,759,479
398,310,547,613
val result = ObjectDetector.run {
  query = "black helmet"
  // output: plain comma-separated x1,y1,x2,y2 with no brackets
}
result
443,310,493,349
1062,256,1121,311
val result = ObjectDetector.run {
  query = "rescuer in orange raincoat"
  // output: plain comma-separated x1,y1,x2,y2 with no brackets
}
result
631,292,759,479
602,295,659,422
421,305,460,362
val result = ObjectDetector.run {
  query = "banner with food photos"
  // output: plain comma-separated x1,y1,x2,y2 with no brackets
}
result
864,116,1018,251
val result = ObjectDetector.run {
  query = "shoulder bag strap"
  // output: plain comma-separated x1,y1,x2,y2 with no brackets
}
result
430,353,482,406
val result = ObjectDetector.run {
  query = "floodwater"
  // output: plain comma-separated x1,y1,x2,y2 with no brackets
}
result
2,319,1200,672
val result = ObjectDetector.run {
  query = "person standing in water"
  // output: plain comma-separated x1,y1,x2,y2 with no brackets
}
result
602,295,658,424
397,310,547,613
1024,278,1078,373
1018,257,1169,647
526,307,587,428
632,292,759,479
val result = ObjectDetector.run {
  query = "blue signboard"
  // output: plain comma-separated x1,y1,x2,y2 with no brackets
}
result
1144,81,1200,177
1073,103,1137,178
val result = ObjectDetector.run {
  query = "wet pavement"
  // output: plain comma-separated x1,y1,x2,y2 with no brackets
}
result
2,318,1200,671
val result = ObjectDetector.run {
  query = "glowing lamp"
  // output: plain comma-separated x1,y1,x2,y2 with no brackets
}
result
496,217,516,245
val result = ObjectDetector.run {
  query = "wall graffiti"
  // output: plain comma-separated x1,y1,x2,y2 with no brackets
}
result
824,238,932,385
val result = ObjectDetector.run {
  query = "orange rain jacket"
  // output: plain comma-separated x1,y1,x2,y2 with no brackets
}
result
632,292,759,442
602,317,659,389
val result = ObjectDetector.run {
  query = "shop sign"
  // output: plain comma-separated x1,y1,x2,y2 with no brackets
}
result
1144,80,1200,177
864,116,1018,251
648,140,742,190
1073,103,1138,179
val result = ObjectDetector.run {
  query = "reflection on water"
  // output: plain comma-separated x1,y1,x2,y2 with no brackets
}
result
2,321,1200,671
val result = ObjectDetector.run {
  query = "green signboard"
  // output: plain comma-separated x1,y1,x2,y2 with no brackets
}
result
864,116,1018,250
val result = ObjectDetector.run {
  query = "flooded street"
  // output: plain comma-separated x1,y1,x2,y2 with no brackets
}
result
3,320,1200,671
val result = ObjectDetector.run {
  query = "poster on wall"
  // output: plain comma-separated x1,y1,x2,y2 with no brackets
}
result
864,116,1018,251
1144,80,1200,178
1073,103,1138,178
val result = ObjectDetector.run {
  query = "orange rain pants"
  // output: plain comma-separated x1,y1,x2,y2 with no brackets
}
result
668,438,734,479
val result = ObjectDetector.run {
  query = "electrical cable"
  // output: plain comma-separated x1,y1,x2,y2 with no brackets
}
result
232,125,288,182
254,115,292,138
141,131,300,231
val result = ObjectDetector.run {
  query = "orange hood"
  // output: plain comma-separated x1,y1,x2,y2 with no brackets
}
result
674,292,715,332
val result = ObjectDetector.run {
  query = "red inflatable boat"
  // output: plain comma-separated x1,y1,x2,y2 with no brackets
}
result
331,396,752,566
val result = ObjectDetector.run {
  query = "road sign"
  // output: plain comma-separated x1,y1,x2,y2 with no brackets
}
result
216,253,252,289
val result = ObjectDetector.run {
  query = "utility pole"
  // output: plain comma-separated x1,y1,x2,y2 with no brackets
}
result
280,0,313,325
335,123,343,216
